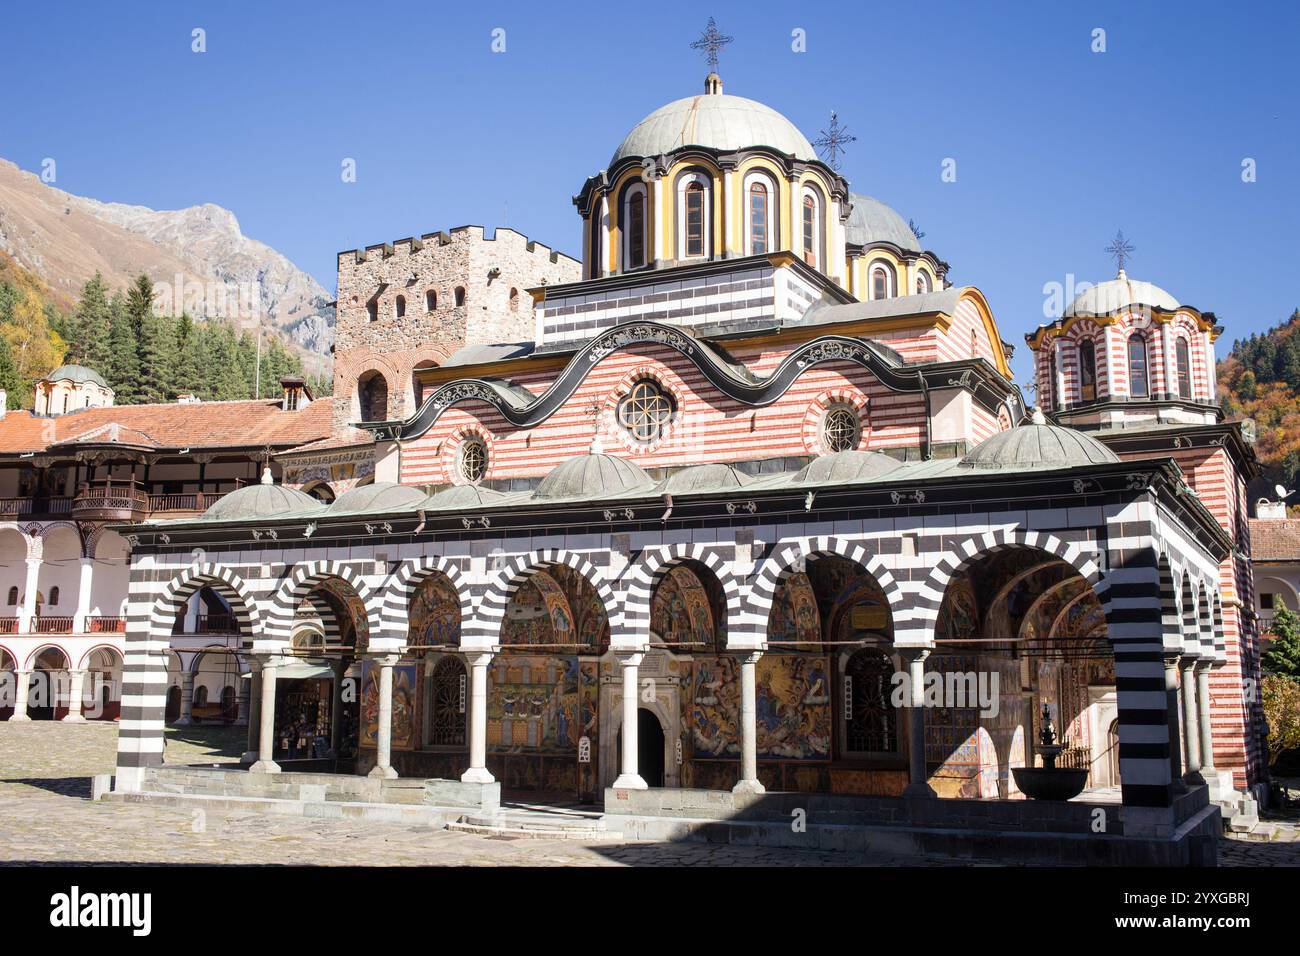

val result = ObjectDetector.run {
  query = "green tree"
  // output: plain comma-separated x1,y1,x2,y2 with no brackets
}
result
137,310,179,403
1264,605,1300,678
1263,674,1300,766
66,272,114,370
0,334,21,408
105,293,140,402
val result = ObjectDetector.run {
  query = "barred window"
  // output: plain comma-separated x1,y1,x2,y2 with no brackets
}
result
823,406,859,452
429,656,467,747
844,649,897,754
618,380,674,443
459,437,487,484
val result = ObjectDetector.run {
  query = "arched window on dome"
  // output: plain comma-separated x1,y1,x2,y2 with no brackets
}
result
749,182,769,255
621,183,648,271
454,287,467,307
425,289,436,312
395,295,406,320
869,260,896,300
1047,348,1058,410
1175,337,1192,399
1078,339,1098,402
679,177,709,260
800,188,823,270
1128,334,1150,398
916,271,932,295
509,288,520,312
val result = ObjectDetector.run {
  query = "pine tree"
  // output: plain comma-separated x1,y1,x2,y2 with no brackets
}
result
0,334,21,408
137,310,179,403
1264,606,1300,679
67,272,114,370
125,274,155,340
105,293,141,403
173,314,205,397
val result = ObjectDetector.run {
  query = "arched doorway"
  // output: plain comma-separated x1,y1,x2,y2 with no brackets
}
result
356,371,389,422
288,577,369,765
637,709,665,787
82,646,123,720
407,573,467,780
26,646,71,720
0,647,15,720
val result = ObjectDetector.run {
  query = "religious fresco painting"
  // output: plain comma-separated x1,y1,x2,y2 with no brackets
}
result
407,575,461,647
359,660,417,751
651,565,718,647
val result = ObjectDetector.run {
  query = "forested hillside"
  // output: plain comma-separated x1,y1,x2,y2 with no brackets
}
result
1219,308,1300,490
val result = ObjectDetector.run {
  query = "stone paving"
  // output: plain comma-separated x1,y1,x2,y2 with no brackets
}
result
0,722,940,866
0,721,1294,866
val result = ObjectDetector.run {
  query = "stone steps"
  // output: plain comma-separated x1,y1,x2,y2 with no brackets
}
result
447,806,624,841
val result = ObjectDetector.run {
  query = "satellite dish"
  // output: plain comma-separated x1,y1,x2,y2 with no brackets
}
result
1276,484,1293,501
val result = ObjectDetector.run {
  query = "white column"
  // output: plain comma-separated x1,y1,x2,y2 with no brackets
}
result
1180,656,1203,783
72,557,94,633
1196,660,1216,775
613,652,647,790
460,652,495,784
901,648,936,797
9,670,31,721
367,653,399,779
1163,653,1185,790
18,557,40,632
329,660,345,751
176,671,195,726
62,669,87,722
249,657,281,774
235,675,250,727
721,168,734,258
733,651,764,795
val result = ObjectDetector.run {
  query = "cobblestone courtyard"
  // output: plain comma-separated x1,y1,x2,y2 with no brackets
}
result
1,722,1295,866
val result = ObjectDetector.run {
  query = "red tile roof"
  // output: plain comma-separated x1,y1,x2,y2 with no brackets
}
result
1250,518,1300,562
0,397,333,457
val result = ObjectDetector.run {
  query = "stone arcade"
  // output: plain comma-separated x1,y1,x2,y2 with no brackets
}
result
107,65,1262,864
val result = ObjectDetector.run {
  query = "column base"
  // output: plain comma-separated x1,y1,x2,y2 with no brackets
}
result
248,759,281,775
903,782,937,798
61,714,87,723
8,714,30,722
174,717,193,727
234,717,249,727
732,778,765,796
239,750,258,765
1183,771,1207,786
368,764,398,780
460,767,495,784
612,773,648,790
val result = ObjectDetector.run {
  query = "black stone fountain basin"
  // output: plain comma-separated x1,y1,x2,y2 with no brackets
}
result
1012,767,1089,801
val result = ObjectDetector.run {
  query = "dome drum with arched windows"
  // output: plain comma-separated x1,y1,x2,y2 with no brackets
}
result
1028,271,1225,431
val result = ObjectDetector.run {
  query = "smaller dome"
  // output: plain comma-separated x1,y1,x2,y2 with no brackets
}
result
200,483,325,522
959,424,1119,471
535,453,654,500
1065,272,1179,318
423,484,506,510
845,194,921,253
45,364,108,388
660,463,751,495
327,481,426,514
793,450,904,485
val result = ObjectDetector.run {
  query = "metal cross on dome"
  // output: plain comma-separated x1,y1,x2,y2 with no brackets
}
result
691,17,733,71
813,112,856,172
1105,230,1136,274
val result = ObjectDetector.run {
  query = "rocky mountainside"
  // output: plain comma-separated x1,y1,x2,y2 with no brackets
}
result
0,158,334,369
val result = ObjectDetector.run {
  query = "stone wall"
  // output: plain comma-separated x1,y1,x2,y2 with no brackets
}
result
332,226,579,429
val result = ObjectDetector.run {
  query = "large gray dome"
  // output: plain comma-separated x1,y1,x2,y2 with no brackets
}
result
200,483,325,522
660,463,751,494
535,453,654,500
327,481,426,515
1065,273,1179,318
845,194,921,253
959,424,1119,471
793,450,904,485
45,364,108,388
611,91,816,167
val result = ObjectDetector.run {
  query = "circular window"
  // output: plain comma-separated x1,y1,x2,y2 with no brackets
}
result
823,406,860,452
618,380,675,443
458,437,487,484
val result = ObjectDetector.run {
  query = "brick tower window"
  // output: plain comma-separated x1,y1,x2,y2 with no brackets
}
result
454,287,467,307
395,295,406,319
425,289,437,312
459,437,487,484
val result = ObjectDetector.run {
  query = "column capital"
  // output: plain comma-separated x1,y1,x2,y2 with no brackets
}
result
731,649,763,666
896,646,932,665
614,650,644,667
1193,657,1217,674
366,652,401,668
462,651,494,668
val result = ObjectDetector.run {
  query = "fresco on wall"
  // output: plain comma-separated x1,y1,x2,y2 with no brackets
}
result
310,578,370,651
651,565,717,647
767,573,821,644
487,655,580,753
501,567,609,650
359,660,416,751
689,654,831,760
408,575,461,647
938,576,979,643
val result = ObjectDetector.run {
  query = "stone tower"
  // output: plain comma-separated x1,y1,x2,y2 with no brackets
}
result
333,226,580,429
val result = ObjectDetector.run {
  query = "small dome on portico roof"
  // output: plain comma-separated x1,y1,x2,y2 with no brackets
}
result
793,450,904,485
959,422,1119,471
326,481,426,514
199,483,325,522
535,453,654,500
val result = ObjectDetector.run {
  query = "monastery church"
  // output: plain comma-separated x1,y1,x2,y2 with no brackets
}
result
0,47,1264,862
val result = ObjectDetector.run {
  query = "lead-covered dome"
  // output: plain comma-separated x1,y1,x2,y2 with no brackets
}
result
959,423,1119,471
535,453,654,500
611,88,817,167
845,194,921,253
1065,271,1179,318
45,364,108,387
327,481,426,515
200,483,325,522
793,450,904,485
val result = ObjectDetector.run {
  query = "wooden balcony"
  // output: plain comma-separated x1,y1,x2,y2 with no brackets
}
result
71,482,150,522
86,616,126,633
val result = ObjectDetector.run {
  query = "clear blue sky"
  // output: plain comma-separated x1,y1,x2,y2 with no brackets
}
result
3,0,1297,388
